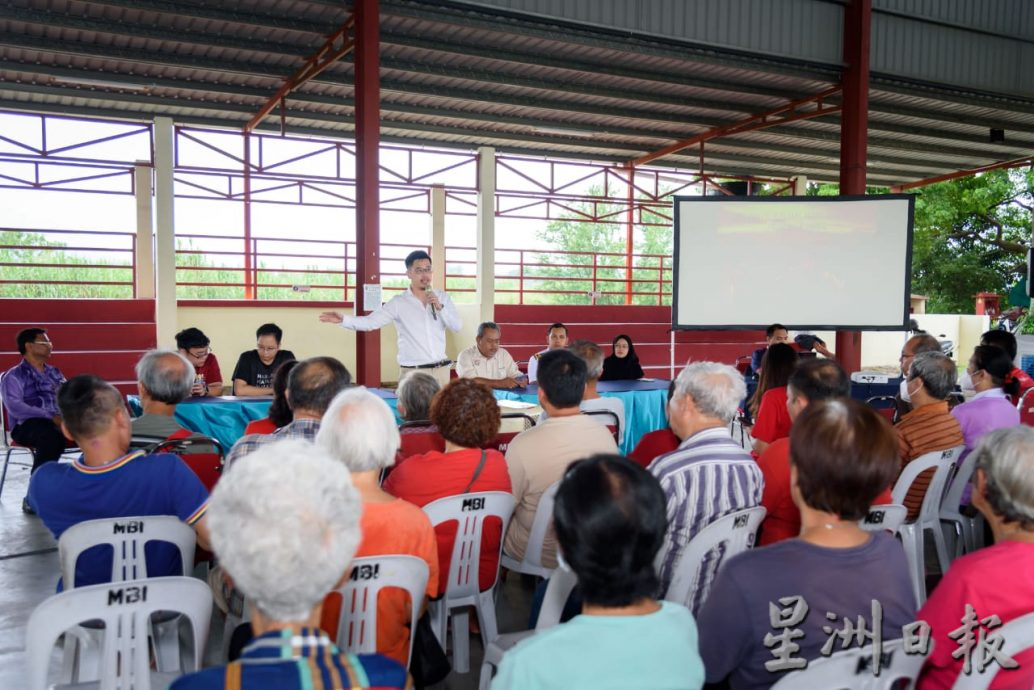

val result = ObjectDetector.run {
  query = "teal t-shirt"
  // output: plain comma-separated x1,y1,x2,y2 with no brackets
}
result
491,600,704,690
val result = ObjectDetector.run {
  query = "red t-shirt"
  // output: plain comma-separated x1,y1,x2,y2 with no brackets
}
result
194,352,222,387
758,437,894,546
627,427,680,468
243,417,276,436
1009,366,1034,407
383,447,512,597
752,386,792,444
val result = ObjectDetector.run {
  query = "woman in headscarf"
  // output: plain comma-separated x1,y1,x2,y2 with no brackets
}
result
600,334,644,381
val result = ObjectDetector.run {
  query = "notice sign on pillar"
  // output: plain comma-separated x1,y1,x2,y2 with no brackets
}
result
358,283,383,315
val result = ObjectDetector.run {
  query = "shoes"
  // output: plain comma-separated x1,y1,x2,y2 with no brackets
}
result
22,497,36,515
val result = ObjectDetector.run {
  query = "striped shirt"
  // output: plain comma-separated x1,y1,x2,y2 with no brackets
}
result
650,426,763,613
895,401,964,520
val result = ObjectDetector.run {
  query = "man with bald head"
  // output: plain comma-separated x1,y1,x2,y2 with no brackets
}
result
894,333,942,422
226,356,352,466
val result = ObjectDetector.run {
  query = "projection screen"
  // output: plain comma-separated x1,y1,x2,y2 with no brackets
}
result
672,195,914,330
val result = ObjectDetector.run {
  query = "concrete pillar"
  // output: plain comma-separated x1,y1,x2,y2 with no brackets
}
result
476,146,496,324
133,162,155,300
431,185,446,289
153,117,177,348
792,175,808,196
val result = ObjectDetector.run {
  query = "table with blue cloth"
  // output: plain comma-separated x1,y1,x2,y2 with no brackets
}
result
129,379,671,455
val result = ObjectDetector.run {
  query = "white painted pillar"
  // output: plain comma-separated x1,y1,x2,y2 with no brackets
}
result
153,117,177,348
792,175,809,195
476,146,496,324
431,185,446,289
133,162,155,300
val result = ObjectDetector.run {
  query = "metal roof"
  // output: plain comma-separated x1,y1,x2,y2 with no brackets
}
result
1,0,1032,186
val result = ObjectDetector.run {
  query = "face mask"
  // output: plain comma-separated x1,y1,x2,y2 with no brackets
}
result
900,378,913,403
959,371,975,392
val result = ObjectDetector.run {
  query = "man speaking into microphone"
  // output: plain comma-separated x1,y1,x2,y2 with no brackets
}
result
319,250,461,387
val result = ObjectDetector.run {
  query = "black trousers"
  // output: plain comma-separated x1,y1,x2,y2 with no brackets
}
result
11,417,66,471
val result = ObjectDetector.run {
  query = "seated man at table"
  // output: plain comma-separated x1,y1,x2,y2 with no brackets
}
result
748,323,789,377
226,356,351,466
176,327,223,396
897,351,964,520
504,349,618,568
527,322,568,384
27,374,211,588
231,322,296,397
538,340,625,440
455,321,524,389
131,349,199,439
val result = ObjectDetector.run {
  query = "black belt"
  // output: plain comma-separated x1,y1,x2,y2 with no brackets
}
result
401,359,452,370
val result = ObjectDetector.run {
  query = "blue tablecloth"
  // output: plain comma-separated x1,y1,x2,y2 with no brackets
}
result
130,380,670,455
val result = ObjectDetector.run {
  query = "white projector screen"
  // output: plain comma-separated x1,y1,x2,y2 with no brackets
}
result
673,195,914,330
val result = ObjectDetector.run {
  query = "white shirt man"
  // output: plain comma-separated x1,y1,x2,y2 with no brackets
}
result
456,321,524,389
526,323,569,384
319,250,461,386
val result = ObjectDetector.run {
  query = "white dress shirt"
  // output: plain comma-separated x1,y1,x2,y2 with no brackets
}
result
338,289,461,366
526,348,550,384
456,344,521,380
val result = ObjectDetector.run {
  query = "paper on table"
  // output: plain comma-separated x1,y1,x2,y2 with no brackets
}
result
497,399,536,409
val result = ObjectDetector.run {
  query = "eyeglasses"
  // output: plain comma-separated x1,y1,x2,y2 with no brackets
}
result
411,267,432,275
257,346,279,353
187,348,210,359
31,339,52,346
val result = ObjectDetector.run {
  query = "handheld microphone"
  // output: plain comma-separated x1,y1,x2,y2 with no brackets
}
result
424,286,438,321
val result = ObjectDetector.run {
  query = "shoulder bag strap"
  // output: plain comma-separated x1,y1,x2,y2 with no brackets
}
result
462,449,488,494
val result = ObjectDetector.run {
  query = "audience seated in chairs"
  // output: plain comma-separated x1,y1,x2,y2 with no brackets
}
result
492,454,705,690
132,349,204,439
916,426,1034,690
697,399,915,690
242,358,298,436
225,357,351,466
952,345,1021,461
384,378,512,598
896,351,964,520
1,327,68,512
503,349,617,569
27,374,211,588
600,334,644,381
627,380,679,468
749,342,798,456
230,322,296,397
980,328,1034,406
169,439,408,690
538,340,625,439
175,327,223,397
650,361,762,607
316,387,439,668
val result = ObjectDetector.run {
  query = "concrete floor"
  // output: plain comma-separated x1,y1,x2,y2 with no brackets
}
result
0,452,535,689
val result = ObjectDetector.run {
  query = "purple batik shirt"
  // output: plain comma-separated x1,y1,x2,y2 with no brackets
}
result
1,359,65,428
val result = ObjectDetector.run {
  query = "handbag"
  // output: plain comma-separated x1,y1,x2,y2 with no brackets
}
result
409,610,451,688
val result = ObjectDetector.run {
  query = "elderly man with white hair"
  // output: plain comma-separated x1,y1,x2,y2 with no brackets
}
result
650,361,764,609
916,426,1034,690
316,387,439,669
131,349,200,439
169,439,409,690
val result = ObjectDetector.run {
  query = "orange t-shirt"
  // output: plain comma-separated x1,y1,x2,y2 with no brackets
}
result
320,498,439,667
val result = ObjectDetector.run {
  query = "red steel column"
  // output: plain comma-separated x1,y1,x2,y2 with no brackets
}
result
625,164,634,305
835,0,871,374
354,0,381,386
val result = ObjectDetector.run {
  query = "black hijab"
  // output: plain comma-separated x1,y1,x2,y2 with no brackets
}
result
601,334,644,381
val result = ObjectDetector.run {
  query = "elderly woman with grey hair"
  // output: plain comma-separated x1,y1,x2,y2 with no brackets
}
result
395,371,445,462
169,439,408,690
917,426,1034,690
316,387,439,669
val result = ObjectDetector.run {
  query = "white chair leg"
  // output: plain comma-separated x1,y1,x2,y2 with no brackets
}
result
451,608,470,674
478,661,494,690
429,599,447,647
899,526,924,607
476,589,500,646
929,520,950,577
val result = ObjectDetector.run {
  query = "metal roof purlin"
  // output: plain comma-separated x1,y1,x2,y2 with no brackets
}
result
891,154,1034,193
630,87,843,167
245,16,358,134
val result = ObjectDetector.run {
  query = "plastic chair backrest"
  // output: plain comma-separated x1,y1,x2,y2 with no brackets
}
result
332,555,430,668
859,504,908,535
1017,387,1034,425
950,612,1034,690
482,431,521,454
499,413,536,431
154,435,225,491
397,425,446,461
769,639,926,690
59,515,197,589
581,409,620,444
422,492,515,601
26,576,212,690
534,565,578,631
891,446,963,523
864,395,898,422
663,506,766,611
941,447,979,515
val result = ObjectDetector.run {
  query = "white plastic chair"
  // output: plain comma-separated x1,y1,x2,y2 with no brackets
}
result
477,564,577,690
769,639,927,690
500,481,559,579
859,504,908,536
891,445,963,606
26,576,212,690
422,491,515,674
331,555,430,668
662,506,766,614
950,612,1034,690
939,449,984,559
58,515,197,678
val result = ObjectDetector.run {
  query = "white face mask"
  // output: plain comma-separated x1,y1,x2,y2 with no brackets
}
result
900,378,913,403
959,371,975,392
